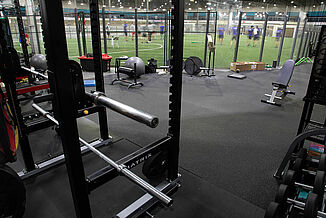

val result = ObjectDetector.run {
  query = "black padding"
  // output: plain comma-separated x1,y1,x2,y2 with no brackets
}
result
118,66,134,74
273,60,295,87
33,93,54,104
68,60,88,109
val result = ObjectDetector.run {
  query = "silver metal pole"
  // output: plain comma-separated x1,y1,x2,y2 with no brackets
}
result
296,18,307,59
259,12,269,62
276,15,287,67
32,104,172,206
86,92,159,128
290,17,301,60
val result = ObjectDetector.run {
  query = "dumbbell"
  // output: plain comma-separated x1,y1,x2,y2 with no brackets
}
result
291,154,326,176
265,193,326,218
283,169,326,196
268,184,326,218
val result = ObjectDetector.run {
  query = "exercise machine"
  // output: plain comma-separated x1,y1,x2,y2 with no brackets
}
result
32,0,185,217
111,57,145,88
261,59,296,106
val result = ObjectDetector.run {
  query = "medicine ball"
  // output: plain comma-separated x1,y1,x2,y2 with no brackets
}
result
30,54,47,71
124,57,145,76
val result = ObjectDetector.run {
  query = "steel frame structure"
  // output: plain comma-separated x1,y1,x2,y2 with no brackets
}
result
38,0,184,217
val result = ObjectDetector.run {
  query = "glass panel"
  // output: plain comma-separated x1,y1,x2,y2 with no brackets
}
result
262,14,285,66
214,8,238,69
237,11,266,63
137,11,166,66
280,17,297,65
183,11,207,66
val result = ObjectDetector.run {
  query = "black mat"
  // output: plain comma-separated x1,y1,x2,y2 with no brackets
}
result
13,63,326,217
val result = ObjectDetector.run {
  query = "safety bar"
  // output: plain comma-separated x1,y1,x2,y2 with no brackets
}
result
31,103,171,206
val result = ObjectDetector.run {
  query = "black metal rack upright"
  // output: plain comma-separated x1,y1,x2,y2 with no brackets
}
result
274,25,326,179
37,0,184,217
13,0,30,67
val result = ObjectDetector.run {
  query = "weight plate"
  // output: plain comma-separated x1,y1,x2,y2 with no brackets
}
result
184,56,204,76
0,164,26,217
318,154,326,171
275,184,293,205
313,170,325,196
293,158,304,172
264,202,283,218
142,151,168,180
304,193,320,218
283,170,297,186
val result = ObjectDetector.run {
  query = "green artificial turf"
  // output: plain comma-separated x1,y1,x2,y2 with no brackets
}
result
14,33,299,69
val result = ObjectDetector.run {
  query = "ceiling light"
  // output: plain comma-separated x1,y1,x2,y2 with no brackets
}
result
313,5,316,7
291,1,294,3
68,1,72,4
294,5,297,8
274,4,276,6
103,4,106,7
80,3,84,5
261,6,264,8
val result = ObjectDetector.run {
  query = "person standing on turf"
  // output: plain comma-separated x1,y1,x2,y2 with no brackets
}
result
247,26,254,46
123,22,128,41
275,29,282,48
230,26,237,48
130,23,135,41
106,23,110,38
160,23,164,39
253,26,260,47
218,26,225,45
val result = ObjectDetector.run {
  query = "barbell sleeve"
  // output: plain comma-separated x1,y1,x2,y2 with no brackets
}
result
32,104,171,206
85,92,159,128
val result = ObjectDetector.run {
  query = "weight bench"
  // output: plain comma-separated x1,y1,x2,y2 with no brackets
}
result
261,59,295,106
111,57,143,89
109,36,119,48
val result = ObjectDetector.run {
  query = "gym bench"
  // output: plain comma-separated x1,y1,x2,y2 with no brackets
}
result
261,59,295,106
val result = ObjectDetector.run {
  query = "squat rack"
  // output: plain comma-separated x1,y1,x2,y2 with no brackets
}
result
38,0,184,217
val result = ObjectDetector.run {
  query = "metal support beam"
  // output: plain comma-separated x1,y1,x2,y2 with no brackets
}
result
290,17,300,60
276,15,288,67
212,12,218,70
204,10,210,67
38,0,92,217
233,11,243,62
102,7,107,54
135,8,138,57
89,0,109,140
13,0,30,67
75,8,82,57
33,12,41,54
259,12,269,62
168,0,184,180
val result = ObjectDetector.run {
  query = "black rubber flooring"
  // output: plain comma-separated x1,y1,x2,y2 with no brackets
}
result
11,63,326,217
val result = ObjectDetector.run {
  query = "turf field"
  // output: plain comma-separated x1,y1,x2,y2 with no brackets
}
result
14,33,300,69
